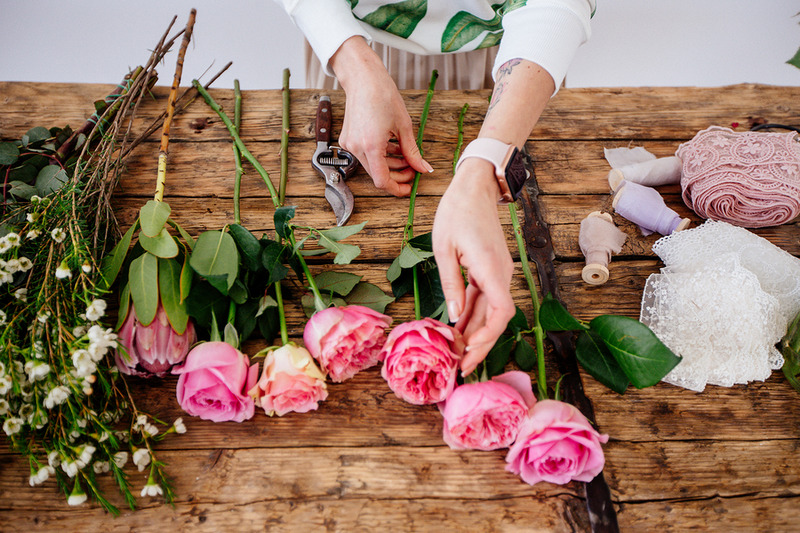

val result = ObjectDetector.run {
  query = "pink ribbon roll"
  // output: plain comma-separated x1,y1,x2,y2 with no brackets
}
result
677,126,800,228
579,211,627,285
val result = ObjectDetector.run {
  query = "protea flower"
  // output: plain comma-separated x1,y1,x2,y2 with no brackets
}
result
115,305,196,377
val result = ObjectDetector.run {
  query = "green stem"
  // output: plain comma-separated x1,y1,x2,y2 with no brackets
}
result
412,266,421,320
452,103,469,173
274,280,289,345
279,68,290,206
509,202,548,400
287,230,326,312
192,80,280,207
232,79,243,224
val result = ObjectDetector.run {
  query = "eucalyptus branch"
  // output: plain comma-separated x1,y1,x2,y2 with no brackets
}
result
193,80,280,206
233,79,243,225
280,68,291,205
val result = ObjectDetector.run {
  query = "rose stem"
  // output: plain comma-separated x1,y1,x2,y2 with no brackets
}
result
452,103,469,173
279,68,290,205
232,79,243,225
193,80,280,207
287,231,327,313
273,281,289,345
509,202,547,400
155,8,196,203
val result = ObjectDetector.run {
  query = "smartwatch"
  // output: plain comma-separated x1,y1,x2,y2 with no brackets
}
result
455,138,530,203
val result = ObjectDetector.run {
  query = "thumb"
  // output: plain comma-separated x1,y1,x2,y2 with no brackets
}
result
435,246,466,324
397,121,434,175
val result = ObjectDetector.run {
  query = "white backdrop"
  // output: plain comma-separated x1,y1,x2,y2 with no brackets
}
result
1,0,799,90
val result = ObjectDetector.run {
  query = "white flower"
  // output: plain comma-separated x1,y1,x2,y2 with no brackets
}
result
81,261,92,273
2,417,22,436
87,343,107,362
0,239,10,254
30,194,41,204
26,361,50,381
37,311,51,323
5,233,20,247
14,288,27,301
67,492,87,506
142,423,159,437
29,465,55,486
61,460,79,478
85,299,107,322
0,398,9,415
112,451,129,468
79,445,96,465
17,257,32,271
141,481,163,497
93,461,110,474
132,448,151,472
5,259,20,273
43,385,70,409
25,230,40,240
56,260,72,279
19,403,34,421
48,450,61,467
98,431,109,443
72,325,87,338
0,270,12,284
88,325,117,349
0,310,6,326
26,213,37,223
51,228,66,243
173,417,187,434
72,350,96,377
0,375,12,395
135,414,148,428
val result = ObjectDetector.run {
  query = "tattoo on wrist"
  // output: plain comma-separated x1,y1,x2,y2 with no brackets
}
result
487,59,521,114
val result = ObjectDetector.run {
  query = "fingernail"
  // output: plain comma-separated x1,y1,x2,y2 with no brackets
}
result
447,301,460,323
423,160,434,173
464,345,472,353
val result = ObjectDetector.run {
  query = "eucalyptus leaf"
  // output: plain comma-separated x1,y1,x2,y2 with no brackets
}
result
128,252,159,326
576,329,629,394
314,271,362,296
23,126,51,146
540,294,587,332
397,244,434,269
115,283,131,331
274,206,296,239
229,223,262,272
317,221,367,242
158,258,189,334
100,220,138,291
485,334,514,378
35,165,68,195
168,219,195,250
9,164,37,184
513,338,537,372
344,282,395,314
0,142,19,165
138,228,179,258
9,181,38,200
204,273,232,296
190,230,239,290
139,200,171,237
179,252,193,302
590,315,681,389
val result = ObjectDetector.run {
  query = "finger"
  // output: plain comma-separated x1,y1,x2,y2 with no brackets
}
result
388,167,417,184
434,245,466,325
397,119,434,174
455,283,478,334
386,156,411,171
365,147,411,197
460,294,515,376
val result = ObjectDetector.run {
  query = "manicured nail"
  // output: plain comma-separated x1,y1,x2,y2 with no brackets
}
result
423,160,434,173
447,301,460,323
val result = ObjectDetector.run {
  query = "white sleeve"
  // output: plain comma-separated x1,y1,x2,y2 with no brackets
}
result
274,0,371,75
493,0,595,95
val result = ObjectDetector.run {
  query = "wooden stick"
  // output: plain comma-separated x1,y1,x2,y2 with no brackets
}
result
233,79,243,224
279,68,291,205
155,8,196,202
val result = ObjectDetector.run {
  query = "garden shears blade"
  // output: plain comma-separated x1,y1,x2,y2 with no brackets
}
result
312,96,358,226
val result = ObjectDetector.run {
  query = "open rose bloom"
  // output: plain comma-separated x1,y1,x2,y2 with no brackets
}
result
380,318,464,405
303,305,392,382
172,341,258,423
116,305,196,377
438,371,536,451
505,399,609,485
249,344,328,417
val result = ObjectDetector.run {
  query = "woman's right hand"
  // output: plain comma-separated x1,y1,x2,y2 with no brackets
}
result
330,36,433,197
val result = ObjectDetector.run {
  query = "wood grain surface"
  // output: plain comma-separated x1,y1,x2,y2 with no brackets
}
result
1,80,799,532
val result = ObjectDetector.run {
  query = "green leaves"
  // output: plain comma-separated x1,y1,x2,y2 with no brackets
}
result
441,3,503,52
788,45,800,70
35,165,69,195
139,228,179,258
781,309,800,393
575,330,629,394
128,253,159,326
360,0,427,38
301,270,394,317
140,200,171,237
388,232,445,321
190,230,240,293
0,142,19,165
540,293,587,331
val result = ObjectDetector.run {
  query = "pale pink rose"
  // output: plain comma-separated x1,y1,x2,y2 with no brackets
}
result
116,305,196,378
303,305,392,382
249,344,328,417
438,371,536,451
380,318,464,405
505,399,609,485
172,341,258,423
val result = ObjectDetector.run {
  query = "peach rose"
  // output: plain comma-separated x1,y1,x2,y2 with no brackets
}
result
249,344,328,417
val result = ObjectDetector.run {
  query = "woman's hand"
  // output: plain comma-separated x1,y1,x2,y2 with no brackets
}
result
330,37,433,197
432,158,517,376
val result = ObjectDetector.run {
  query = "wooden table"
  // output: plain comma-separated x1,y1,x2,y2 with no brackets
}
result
1,81,799,531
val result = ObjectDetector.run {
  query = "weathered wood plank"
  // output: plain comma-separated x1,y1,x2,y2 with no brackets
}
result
3,82,799,143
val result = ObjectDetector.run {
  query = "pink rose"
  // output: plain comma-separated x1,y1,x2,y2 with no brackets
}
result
116,305,197,378
248,344,328,417
172,341,258,423
303,305,392,382
505,399,609,485
380,318,464,405
438,371,536,451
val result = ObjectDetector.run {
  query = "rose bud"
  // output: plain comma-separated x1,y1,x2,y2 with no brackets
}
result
303,305,392,382
172,341,258,423
115,305,196,378
380,317,464,405
505,399,609,486
249,343,328,417
438,371,536,451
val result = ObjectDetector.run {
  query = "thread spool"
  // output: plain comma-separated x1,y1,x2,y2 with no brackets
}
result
579,211,627,285
607,156,683,192
612,180,690,236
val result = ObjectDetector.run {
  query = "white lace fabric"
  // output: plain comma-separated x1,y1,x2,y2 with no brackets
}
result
640,220,800,391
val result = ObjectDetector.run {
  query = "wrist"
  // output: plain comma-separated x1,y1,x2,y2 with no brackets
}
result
330,36,386,91
452,158,504,203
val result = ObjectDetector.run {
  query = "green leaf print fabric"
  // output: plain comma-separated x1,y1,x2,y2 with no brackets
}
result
360,0,428,39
